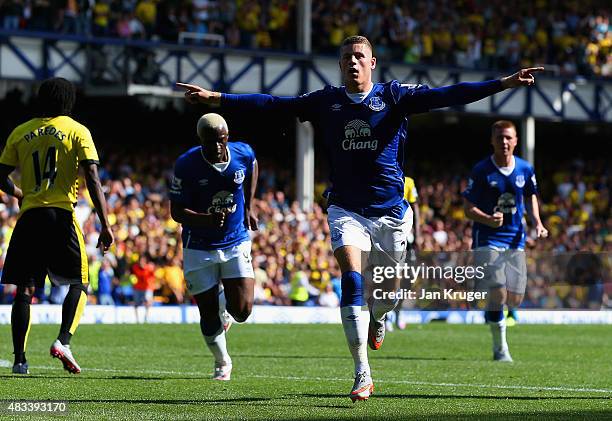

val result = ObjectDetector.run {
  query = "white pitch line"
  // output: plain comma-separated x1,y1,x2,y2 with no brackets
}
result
28,365,612,395
250,374,612,395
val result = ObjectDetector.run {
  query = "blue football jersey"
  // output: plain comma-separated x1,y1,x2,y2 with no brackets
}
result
222,79,503,218
462,156,538,249
169,142,256,250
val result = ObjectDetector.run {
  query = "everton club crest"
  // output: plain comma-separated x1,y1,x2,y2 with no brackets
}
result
368,96,386,111
234,169,245,184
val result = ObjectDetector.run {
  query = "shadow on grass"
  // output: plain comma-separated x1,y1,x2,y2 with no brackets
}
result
61,398,612,418
280,411,612,421
299,393,612,401
69,397,270,405
62,398,354,410
234,354,456,362
0,374,210,381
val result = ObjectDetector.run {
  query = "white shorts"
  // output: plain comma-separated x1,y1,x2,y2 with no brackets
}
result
327,204,413,264
474,247,527,294
183,241,254,295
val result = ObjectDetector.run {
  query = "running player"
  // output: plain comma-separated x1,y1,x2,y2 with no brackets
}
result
177,35,543,400
462,120,548,362
169,113,258,380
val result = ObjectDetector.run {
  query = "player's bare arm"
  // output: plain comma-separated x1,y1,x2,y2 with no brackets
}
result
0,163,23,201
500,67,545,88
525,194,549,238
463,198,503,228
170,202,226,228
176,82,222,106
83,162,114,253
244,160,259,231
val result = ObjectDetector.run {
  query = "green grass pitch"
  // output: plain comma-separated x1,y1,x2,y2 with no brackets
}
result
0,323,611,420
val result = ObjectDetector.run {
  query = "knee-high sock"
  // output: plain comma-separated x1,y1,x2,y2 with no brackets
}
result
201,317,231,366
485,310,508,352
58,284,87,345
12,292,32,364
341,306,370,376
340,271,369,376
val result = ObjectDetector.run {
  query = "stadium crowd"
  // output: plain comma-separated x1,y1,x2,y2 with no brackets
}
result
0,0,610,78
0,147,608,309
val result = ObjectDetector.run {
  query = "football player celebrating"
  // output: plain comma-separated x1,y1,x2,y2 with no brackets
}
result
177,35,543,400
463,120,548,362
169,113,258,380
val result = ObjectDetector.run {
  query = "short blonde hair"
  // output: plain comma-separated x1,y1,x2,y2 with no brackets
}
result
340,35,374,55
197,113,228,140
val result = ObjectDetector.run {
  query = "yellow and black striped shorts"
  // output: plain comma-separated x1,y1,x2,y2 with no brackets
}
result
1,207,88,288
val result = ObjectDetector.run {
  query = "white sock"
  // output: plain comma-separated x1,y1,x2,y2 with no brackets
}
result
341,306,370,376
204,326,232,366
371,297,399,322
488,320,508,352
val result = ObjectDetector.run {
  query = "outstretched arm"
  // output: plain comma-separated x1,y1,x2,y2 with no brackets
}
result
500,67,545,88
398,67,545,114
176,83,223,106
176,82,310,115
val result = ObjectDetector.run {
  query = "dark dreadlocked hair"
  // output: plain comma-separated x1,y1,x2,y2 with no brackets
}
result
36,77,76,117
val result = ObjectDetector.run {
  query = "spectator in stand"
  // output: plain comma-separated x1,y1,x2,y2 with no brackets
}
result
6,1,611,78
134,0,155,38
131,254,156,322
319,283,339,307
1,0,23,30
92,0,111,36
98,258,116,305
158,255,184,304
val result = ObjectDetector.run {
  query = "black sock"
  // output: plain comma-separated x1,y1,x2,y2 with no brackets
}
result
59,284,87,345
12,292,32,364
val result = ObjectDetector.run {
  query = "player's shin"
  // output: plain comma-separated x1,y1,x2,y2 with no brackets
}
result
201,316,231,366
485,310,508,352
340,271,370,376
58,283,88,345
11,291,32,364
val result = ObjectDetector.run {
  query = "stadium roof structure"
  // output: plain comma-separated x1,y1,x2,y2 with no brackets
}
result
0,31,611,123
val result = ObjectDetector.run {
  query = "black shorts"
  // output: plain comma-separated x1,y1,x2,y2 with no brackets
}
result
1,207,88,288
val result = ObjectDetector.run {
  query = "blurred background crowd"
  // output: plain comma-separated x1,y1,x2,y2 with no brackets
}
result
0,149,608,309
0,0,609,310
0,0,610,78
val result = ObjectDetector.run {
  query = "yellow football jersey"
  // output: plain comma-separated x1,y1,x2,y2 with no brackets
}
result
0,116,99,214
404,176,418,204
